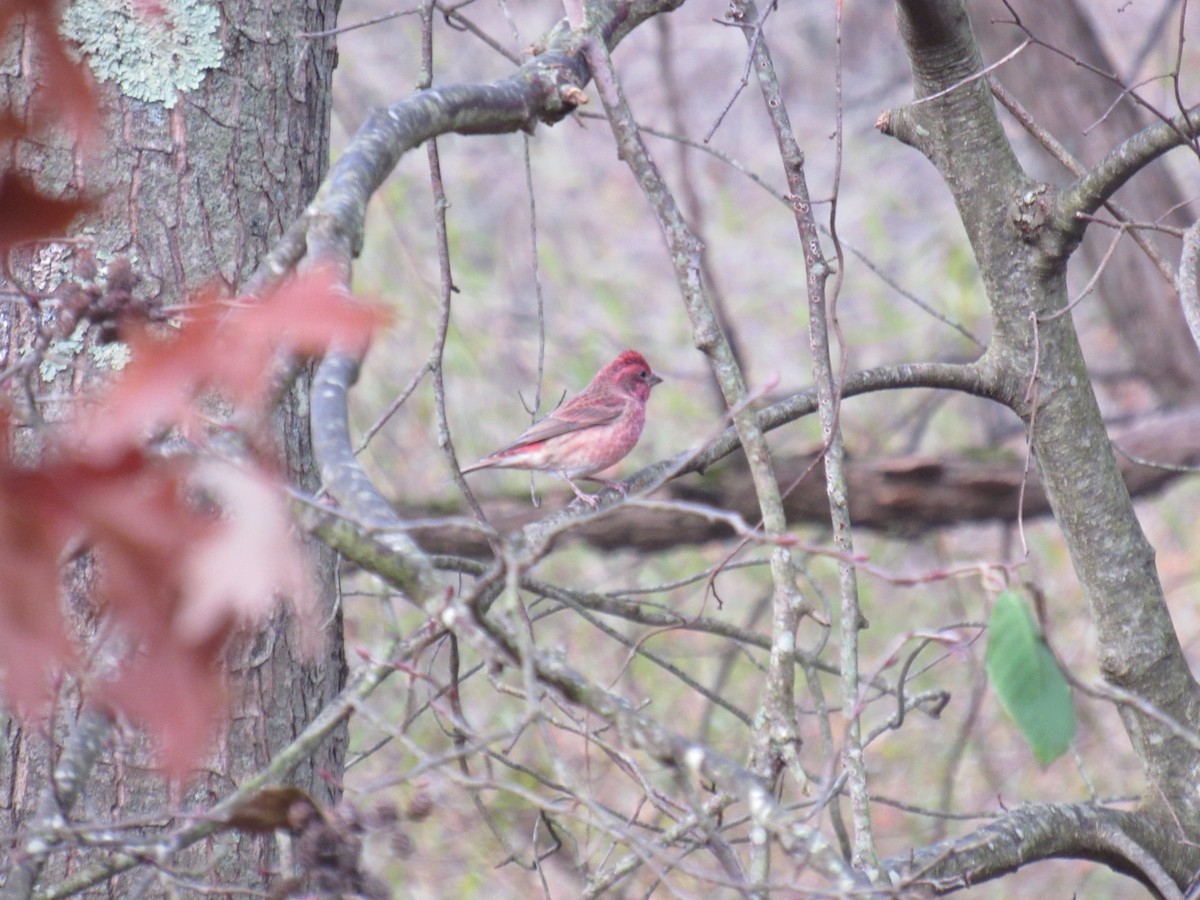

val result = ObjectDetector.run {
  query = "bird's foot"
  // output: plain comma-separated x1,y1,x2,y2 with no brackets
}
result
563,476,602,508
585,477,629,498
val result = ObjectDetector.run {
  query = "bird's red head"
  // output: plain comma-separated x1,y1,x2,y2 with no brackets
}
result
597,350,663,401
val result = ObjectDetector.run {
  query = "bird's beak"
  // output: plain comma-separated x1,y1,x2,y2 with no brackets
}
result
649,372,664,387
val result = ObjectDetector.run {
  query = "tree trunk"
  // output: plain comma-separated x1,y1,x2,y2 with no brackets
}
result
0,0,345,892
885,0,1200,883
975,0,1200,406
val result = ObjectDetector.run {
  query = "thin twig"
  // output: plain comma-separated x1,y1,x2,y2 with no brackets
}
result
910,39,1030,107
731,0,876,871
299,5,421,39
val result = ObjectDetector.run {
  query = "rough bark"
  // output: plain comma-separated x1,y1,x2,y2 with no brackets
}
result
975,0,1200,406
888,802,1175,896
0,0,345,892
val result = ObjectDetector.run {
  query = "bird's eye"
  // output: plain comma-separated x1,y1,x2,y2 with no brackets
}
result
639,369,648,378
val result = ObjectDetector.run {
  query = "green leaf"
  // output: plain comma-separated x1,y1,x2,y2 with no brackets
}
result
985,590,1075,765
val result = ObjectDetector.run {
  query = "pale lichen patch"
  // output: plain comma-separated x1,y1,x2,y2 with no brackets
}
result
61,0,223,109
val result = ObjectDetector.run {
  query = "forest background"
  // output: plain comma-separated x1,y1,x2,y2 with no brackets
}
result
2,0,1200,897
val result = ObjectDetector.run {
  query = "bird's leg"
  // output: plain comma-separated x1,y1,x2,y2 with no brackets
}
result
560,474,601,508
583,476,630,498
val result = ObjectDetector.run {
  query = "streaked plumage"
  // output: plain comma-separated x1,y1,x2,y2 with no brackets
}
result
462,350,662,504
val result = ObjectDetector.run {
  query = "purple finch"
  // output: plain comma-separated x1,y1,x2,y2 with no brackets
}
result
462,350,663,504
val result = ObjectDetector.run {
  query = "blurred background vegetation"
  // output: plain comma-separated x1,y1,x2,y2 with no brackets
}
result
324,1,1199,895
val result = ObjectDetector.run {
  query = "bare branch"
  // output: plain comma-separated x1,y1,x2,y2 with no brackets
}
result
1059,105,1200,232
577,37,810,885
888,802,1177,897
1177,219,1200,353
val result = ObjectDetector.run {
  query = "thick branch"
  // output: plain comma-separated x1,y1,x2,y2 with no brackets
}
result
312,352,440,603
272,0,687,269
1176,220,1200,355
889,0,1200,875
1058,105,1200,234
295,1,690,607
883,1,1038,358
395,402,1200,554
887,802,1179,897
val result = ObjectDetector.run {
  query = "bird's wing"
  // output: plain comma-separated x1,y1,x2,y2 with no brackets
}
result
494,394,626,453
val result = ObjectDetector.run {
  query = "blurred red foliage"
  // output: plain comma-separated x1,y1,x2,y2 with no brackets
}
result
0,0,99,253
0,266,385,775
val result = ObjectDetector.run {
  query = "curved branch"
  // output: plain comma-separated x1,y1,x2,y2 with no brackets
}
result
292,0,689,603
887,802,1180,898
629,360,994,489
370,361,994,555
1058,105,1200,232
267,0,687,273
393,400,1200,555
312,352,440,602
1177,220,1200,354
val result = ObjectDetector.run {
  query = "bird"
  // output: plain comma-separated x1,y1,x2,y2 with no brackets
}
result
461,350,663,505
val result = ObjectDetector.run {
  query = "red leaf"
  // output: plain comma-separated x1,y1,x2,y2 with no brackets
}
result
82,296,240,458
0,442,319,774
35,16,101,142
223,787,319,834
83,272,385,457
238,265,389,359
101,640,229,779
0,0,101,143
0,173,94,254
88,461,316,778
172,462,315,648
0,469,78,713
0,263,376,778
0,111,26,143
